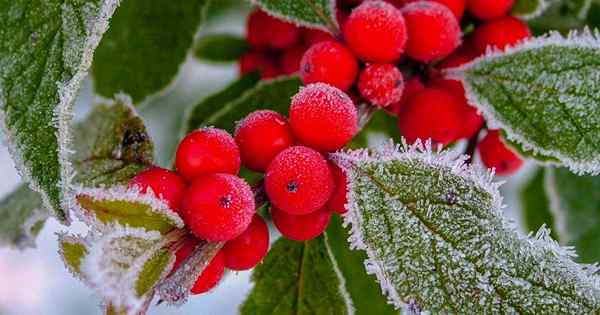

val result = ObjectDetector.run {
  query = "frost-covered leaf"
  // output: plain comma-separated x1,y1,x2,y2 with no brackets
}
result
75,186,184,234
156,241,223,305
332,141,600,313
92,0,209,103
58,233,89,281
0,0,119,221
520,168,559,240
350,110,401,149
251,0,339,33
183,75,301,135
448,31,600,175
0,184,46,249
81,226,176,314
512,0,549,20
241,236,351,315
325,215,398,315
546,167,600,263
72,97,154,187
194,34,249,63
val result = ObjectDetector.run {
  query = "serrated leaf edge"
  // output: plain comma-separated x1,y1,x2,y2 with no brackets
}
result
250,0,338,34
446,29,600,176
58,232,92,285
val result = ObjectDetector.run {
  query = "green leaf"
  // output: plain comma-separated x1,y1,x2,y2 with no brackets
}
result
528,0,592,34
512,0,549,20
325,215,398,315
349,109,401,149
546,167,600,263
194,34,249,62
332,142,600,313
252,0,339,33
75,186,184,234
241,236,351,315
448,31,600,175
72,97,154,187
184,75,301,134
503,134,560,165
520,168,559,240
135,248,172,297
59,234,89,280
0,184,46,249
0,0,119,221
92,0,209,103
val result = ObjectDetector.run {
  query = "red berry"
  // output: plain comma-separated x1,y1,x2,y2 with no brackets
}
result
389,76,425,115
190,250,226,295
467,0,514,20
402,1,462,62
239,52,280,79
430,79,484,139
344,1,407,62
265,146,334,215
358,63,404,107
472,16,531,54
182,173,255,241
289,83,358,152
438,44,477,69
247,9,300,49
400,0,466,19
397,87,463,145
235,110,295,172
223,215,270,270
271,206,332,241
327,163,348,214
176,128,241,181
280,45,307,75
128,167,187,212
170,237,201,275
478,130,524,176
300,41,359,91
302,28,335,46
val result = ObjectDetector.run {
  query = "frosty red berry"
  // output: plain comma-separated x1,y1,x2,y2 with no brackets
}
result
466,0,514,20
472,16,531,54
128,167,187,212
327,163,348,214
478,130,524,176
223,215,270,270
190,250,226,295
271,206,332,241
358,63,404,107
300,41,359,91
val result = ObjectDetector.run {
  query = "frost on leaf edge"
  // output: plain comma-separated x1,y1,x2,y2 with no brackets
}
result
512,0,549,20
250,0,339,34
446,29,600,176
331,140,600,311
0,0,121,223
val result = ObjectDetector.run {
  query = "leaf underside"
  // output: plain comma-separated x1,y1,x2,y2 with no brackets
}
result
193,34,249,62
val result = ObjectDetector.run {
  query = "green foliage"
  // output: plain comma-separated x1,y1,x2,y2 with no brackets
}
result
242,236,350,315
194,34,249,62
334,143,600,313
0,0,119,221
135,249,172,297
520,168,559,240
0,184,45,249
451,31,600,175
59,235,89,278
92,0,209,103
252,0,339,33
512,0,549,19
349,110,401,149
528,0,592,34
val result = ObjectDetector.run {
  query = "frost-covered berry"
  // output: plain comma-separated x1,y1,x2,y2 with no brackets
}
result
246,9,300,49
402,1,462,62
265,146,334,215
397,87,463,145
280,45,307,75
327,163,348,214
128,167,187,212
431,79,484,139
176,128,241,181
289,83,358,152
466,0,514,20
271,206,332,241
300,41,359,91
190,250,226,295
223,215,269,270
389,76,425,115
344,0,407,62
400,0,466,19
472,16,531,54
235,110,295,172
182,173,255,242
358,63,404,107
239,52,280,79
478,130,524,176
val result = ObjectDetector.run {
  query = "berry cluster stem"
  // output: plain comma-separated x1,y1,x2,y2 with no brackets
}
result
464,127,483,164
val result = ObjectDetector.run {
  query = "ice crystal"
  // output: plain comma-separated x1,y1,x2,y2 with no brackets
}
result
331,140,600,313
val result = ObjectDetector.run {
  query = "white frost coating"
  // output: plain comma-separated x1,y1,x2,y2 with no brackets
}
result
445,29,600,176
512,0,549,20
80,225,174,315
544,167,571,244
19,208,50,249
58,232,92,285
73,185,184,230
323,232,355,315
250,0,339,33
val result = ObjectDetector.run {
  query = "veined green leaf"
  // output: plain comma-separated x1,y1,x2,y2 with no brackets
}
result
194,34,249,63
332,141,600,313
92,0,209,103
0,0,119,221
448,31,600,175
241,236,351,315
251,0,339,33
